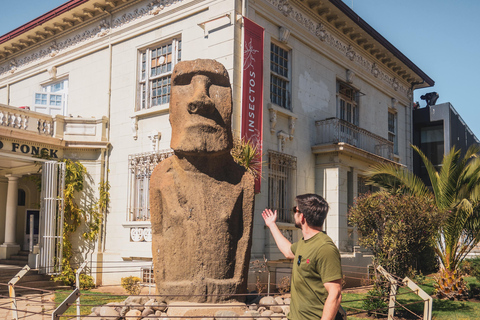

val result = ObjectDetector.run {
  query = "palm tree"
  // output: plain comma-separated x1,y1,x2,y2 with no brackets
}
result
367,145,480,298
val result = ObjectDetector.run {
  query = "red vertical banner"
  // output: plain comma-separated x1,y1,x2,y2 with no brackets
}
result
241,18,264,193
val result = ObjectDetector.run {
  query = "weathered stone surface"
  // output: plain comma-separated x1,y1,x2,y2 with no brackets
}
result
281,305,290,315
259,296,277,307
145,298,167,311
274,296,284,305
150,59,255,303
125,309,142,320
120,306,129,317
166,301,246,318
248,303,258,311
214,310,239,320
244,310,260,317
142,307,154,317
124,296,148,311
99,306,120,319
283,297,291,305
260,309,274,317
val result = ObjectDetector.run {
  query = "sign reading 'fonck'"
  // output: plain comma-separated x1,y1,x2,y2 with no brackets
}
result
0,140,59,158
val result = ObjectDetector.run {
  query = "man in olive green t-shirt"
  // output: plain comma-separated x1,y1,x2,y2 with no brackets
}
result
262,194,342,320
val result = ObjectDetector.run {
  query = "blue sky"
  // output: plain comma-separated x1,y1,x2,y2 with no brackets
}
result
1,0,479,137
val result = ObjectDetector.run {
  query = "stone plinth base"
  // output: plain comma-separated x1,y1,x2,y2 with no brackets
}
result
166,301,246,319
0,243,20,259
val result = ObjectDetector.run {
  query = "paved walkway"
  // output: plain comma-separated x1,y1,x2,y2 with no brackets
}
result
0,292,56,320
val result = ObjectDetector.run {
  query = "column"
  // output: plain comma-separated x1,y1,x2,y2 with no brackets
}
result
0,174,21,259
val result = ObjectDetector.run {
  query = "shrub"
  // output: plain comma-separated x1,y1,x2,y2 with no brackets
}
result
461,257,480,280
80,274,95,290
363,283,388,318
121,276,142,295
349,192,442,278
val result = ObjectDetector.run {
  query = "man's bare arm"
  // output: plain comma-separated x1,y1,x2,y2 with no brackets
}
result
262,209,294,259
321,279,342,320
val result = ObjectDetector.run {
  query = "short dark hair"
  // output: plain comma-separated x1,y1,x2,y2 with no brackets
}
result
295,193,329,227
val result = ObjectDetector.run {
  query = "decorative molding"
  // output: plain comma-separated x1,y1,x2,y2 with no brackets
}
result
268,106,277,134
346,69,355,84
131,116,138,140
279,26,291,43
265,0,410,96
288,116,295,139
0,0,185,76
47,66,57,79
129,227,152,242
277,130,289,152
391,98,398,109
280,228,293,243
148,130,161,151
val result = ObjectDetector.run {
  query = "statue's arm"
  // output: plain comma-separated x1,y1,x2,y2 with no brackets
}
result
233,174,255,281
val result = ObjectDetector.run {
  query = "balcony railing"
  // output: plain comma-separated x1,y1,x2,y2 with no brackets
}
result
0,104,54,136
315,118,394,160
0,104,108,143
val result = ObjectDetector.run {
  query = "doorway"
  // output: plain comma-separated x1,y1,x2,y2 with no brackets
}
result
24,209,40,251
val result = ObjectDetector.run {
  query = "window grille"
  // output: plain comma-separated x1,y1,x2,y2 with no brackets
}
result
268,150,297,223
127,149,174,221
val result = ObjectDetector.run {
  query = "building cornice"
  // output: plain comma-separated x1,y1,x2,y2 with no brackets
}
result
265,0,433,92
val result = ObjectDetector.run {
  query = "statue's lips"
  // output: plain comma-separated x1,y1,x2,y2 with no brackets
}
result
182,116,226,134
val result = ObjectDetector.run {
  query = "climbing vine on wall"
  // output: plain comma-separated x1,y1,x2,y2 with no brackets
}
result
54,159,110,286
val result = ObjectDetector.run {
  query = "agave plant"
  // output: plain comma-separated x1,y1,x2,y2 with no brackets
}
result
367,145,480,298
231,137,263,179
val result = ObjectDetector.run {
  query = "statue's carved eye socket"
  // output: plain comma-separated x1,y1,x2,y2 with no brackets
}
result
173,72,230,87
173,73,193,86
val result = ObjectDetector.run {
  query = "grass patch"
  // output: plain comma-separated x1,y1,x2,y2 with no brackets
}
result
54,290,126,316
342,276,480,319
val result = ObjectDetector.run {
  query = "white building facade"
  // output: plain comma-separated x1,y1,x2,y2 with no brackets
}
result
0,0,433,286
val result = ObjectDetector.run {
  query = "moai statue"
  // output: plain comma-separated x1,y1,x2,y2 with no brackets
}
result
149,59,255,303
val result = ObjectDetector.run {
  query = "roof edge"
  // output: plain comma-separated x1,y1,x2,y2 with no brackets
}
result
329,0,434,87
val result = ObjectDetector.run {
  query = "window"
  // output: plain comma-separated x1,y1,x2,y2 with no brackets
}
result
337,81,359,126
268,150,296,223
420,125,444,169
357,176,379,195
388,111,398,154
137,38,182,111
127,149,174,221
270,42,291,110
34,79,68,116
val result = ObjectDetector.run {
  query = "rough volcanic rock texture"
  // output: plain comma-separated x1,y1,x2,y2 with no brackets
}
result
150,59,255,303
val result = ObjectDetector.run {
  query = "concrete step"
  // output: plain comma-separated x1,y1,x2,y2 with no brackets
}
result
8,255,28,261
0,259,29,266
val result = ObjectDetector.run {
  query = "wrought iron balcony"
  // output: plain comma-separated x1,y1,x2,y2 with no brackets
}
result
315,118,394,160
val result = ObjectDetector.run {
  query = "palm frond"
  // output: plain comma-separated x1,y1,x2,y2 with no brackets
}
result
366,162,430,197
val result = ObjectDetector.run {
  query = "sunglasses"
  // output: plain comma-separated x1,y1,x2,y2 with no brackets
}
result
292,206,300,213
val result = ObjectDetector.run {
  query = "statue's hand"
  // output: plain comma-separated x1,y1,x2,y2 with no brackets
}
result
262,209,278,228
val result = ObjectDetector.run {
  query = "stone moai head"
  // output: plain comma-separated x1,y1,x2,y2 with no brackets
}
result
169,59,233,154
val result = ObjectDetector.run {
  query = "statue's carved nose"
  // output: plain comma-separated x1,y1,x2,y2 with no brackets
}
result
187,75,215,115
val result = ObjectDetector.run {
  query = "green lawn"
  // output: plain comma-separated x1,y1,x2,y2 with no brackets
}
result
342,276,480,320
54,276,480,319
54,290,126,316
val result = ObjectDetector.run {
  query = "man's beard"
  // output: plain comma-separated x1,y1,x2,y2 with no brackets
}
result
294,220,301,229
